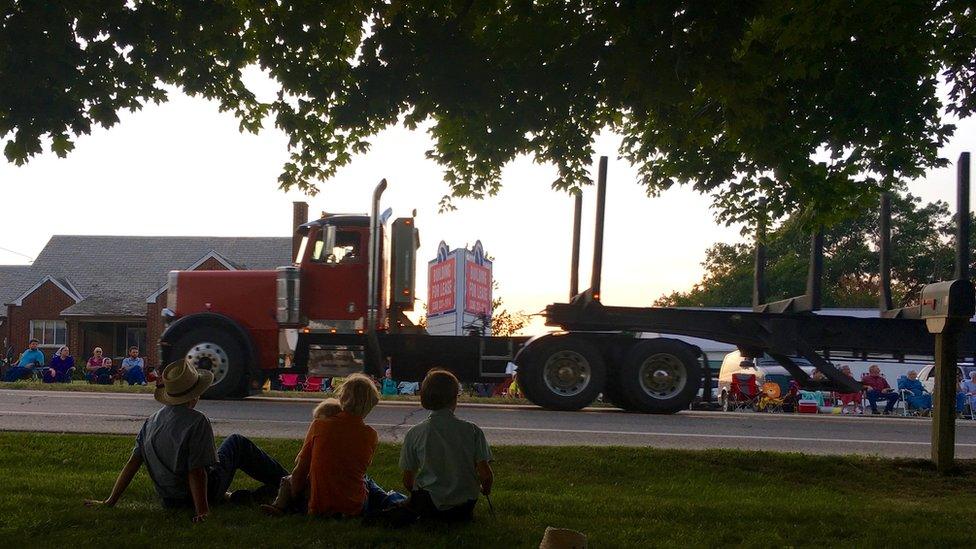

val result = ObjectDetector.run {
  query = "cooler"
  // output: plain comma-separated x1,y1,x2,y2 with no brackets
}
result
797,399,819,414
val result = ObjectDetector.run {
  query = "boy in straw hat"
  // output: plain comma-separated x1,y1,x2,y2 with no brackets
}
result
84,359,288,522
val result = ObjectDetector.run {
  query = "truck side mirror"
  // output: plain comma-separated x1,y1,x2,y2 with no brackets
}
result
920,279,975,334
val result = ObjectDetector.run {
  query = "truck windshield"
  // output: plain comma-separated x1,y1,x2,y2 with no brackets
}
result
312,230,361,264
295,236,309,264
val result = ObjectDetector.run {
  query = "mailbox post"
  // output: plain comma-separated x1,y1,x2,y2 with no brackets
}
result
920,280,976,473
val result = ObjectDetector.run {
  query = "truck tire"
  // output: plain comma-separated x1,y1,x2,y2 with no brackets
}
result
520,336,606,411
615,340,700,414
170,328,247,400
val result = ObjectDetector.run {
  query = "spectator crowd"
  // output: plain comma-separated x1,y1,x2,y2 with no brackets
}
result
1,337,151,386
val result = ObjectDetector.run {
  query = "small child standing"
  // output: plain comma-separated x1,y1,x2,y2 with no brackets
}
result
399,369,493,522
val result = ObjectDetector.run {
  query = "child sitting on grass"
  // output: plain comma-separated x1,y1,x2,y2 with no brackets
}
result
399,368,494,522
262,374,404,517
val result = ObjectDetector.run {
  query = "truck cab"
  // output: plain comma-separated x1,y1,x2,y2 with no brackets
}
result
159,186,417,399
291,215,377,332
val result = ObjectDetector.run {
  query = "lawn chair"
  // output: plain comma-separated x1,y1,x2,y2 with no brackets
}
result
279,373,300,391
303,376,325,392
724,373,761,411
897,376,929,417
760,374,798,413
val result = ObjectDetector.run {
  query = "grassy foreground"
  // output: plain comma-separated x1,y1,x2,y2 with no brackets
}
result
0,433,974,548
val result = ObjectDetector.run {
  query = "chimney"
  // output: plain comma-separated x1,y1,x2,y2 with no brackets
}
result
292,201,309,261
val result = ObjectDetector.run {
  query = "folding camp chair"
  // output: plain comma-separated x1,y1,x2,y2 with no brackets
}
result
279,373,300,391
302,376,325,392
724,373,761,411
759,373,798,413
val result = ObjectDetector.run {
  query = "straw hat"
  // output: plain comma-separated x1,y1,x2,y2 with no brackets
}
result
539,527,587,549
154,359,214,405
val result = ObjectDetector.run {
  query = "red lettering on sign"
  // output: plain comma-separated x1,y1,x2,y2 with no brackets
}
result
464,261,492,315
427,258,456,315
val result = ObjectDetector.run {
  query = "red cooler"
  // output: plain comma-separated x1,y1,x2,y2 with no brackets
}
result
797,400,819,414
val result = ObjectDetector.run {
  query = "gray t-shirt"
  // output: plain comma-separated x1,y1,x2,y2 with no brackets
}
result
132,405,217,501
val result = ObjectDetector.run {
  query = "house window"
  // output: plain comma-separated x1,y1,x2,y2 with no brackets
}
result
30,320,67,347
126,327,147,354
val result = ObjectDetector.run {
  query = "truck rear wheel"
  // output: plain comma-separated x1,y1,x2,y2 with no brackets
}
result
520,336,605,411
171,329,247,400
615,340,700,414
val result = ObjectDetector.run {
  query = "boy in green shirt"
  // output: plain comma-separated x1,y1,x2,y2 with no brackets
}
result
399,369,493,522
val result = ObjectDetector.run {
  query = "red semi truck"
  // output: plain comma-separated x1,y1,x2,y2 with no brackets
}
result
159,159,962,413
159,175,705,413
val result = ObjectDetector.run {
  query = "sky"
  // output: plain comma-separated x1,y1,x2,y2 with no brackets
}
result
1,71,975,333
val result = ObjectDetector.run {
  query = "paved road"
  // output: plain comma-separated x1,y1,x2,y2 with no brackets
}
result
3,389,976,459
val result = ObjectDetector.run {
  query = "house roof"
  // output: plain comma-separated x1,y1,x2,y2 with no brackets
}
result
1,235,291,317
10,275,83,306
0,265,32,318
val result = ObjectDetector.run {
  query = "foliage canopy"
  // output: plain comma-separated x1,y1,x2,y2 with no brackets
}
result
655,192,969,308
1,1,974,224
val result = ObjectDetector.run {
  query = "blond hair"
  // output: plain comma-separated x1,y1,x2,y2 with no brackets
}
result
336,373,380,417
313,398,341,419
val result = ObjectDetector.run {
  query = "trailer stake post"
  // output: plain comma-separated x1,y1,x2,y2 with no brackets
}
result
880,193,894,311
590,156,608,300
956,152,971,280
570,191,582,299
806,228,824,311
753,197,767,307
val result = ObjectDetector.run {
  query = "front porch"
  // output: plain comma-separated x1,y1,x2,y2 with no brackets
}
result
68,318,147,363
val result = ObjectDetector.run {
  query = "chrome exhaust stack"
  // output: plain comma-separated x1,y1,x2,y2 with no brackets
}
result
367,179,388,332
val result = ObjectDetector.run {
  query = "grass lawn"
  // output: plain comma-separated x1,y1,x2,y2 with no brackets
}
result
1,432,974,548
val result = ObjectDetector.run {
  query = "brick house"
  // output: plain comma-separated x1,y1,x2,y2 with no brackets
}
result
1,235,291,368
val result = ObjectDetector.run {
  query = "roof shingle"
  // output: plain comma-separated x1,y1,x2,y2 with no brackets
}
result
1,235,291,317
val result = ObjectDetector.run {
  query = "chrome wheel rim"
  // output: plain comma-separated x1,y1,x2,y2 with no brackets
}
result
185,342,229,385
639,353,686,400
543,350,591,397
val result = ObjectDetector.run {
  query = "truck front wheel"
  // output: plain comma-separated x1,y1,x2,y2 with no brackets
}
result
616,340,701,414
170,329,247,399
520,336,606,411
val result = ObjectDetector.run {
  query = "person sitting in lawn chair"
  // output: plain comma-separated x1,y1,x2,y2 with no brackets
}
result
381,368,399,396
261,374,405,518
397,369,494,523
2,338,45,382
85,347,106,383
120,346,147,386
85,359,289,522
897,370,932,414
835,365,863,414
862,365,899,415
43,345,75,383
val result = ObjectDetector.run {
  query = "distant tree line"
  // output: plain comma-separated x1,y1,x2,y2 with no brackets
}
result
656,193,973,308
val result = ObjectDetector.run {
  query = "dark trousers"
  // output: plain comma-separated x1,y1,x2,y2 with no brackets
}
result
866,389,899,413
124,367,147,385
407,489,476,522
206,434,289,501
3,366,31,382
42,369,71,383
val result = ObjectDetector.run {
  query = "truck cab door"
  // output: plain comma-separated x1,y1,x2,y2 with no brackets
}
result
301,225,369,330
